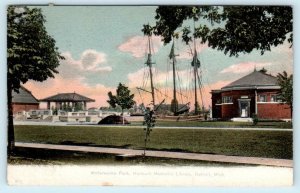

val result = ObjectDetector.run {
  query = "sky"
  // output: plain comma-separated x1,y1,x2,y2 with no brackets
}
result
23,5,293,109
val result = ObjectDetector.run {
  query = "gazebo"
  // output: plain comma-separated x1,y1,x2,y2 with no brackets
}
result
40,92,95,110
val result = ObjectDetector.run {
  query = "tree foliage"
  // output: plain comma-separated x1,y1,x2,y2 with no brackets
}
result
107,83,135,114
7,6,64,155
143,6,292,56
277,71,293,114
8,6,64,91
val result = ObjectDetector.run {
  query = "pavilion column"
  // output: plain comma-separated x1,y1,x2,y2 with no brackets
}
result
56,102,60,110
83,102,87,110
47,101,50,109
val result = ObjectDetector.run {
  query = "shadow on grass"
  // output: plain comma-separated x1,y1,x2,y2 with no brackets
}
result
58,141,218,156
59,140,132,149
8,147,245,166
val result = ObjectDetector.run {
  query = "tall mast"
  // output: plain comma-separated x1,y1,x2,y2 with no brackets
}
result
193,45,199,115
145,35,155,107
192,20,200,115
170,39,178,115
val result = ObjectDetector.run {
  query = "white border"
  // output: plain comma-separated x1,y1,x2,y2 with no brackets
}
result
1,0,299,193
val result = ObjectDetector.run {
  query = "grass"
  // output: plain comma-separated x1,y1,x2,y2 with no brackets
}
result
154,120,292,128
13,125,293,160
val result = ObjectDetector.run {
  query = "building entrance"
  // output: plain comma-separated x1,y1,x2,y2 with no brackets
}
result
238,99,250,117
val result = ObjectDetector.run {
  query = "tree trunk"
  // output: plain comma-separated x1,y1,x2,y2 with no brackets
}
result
7,79,15,158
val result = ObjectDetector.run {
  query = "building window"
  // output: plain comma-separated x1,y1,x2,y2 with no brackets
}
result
216,99,222,104
258,95,267,102
222,96,232,103
271,94,281,102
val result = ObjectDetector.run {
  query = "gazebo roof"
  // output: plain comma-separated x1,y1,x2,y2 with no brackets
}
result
40,92,95,102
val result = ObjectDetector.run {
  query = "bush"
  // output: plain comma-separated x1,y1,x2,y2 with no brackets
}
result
252,113,258,126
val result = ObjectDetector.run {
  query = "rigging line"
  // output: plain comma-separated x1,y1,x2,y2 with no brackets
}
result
185,62,191,101
175,90,188,99
165,58,171,102
196,68,205,109
198,51,213,92
155,88,171,99
137,87,145,105
143,68,150,90
175,63,184,104
164,58,170,99
142,65,147,89
150,35,155,56
189,66,194,102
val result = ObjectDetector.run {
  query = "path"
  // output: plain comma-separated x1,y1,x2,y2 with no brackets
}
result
15,142,293,168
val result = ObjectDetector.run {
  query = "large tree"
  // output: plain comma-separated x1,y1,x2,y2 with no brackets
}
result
143,6,292,56
107,83,135,124
277,71,293,118
7,6,64,156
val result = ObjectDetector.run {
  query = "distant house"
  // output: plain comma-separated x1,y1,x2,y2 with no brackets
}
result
12,86,39,114
211,70,291,120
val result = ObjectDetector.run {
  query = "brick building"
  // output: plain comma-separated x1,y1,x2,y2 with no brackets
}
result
12,86,39,114
211,70,291,120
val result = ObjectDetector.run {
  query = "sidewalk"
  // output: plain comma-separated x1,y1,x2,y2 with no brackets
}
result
15,142,293,168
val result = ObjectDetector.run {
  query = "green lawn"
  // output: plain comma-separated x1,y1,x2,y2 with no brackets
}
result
14,125,293,159
155,120,292,128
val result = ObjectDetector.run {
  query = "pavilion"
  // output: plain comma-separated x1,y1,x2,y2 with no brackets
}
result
40,92,95,110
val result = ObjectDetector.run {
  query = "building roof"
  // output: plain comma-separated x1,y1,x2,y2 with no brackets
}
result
40,92,95,102
12,86,39,104
221,70,280,90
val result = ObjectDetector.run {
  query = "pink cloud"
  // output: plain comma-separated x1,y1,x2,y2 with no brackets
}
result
61,50,111,73
177,42,208,60
118,36,163,58
128,67,192,90
220,62,273,74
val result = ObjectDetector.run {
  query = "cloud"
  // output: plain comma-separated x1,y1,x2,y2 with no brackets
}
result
220,62,273,74
127,67,192,89
26,49,115,108
61,50,111,73
118,36,163,58
177,41,208,60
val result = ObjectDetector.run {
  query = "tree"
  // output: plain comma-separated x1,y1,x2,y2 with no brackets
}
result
277,71,293,118
107,83,135,124
7,6,64,156
143,6,292,56
74,102,83,111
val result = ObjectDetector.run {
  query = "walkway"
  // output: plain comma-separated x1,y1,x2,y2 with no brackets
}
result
15,142,293,168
